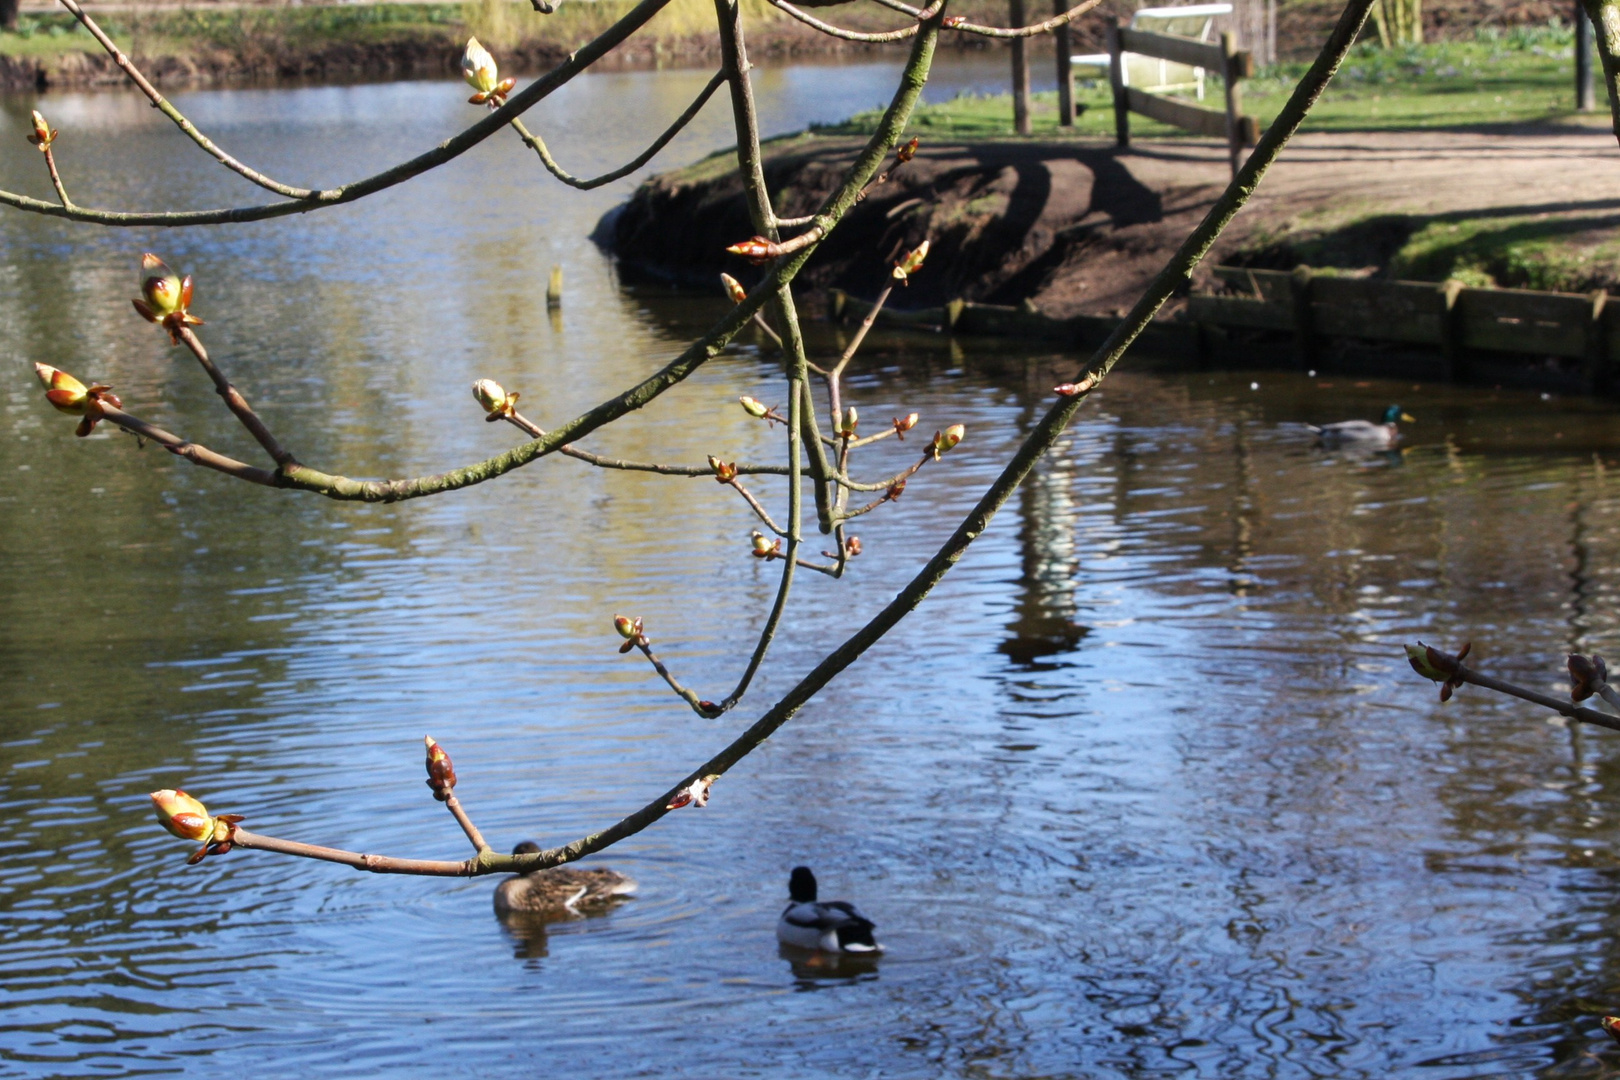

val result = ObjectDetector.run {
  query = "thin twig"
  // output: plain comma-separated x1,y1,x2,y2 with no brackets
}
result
837,454,929,493
98,407,281,486
707,0,804,715
176,327,295,466
510,68,725,190
41,146,72,208
443,794,491,853
230,827,488,876
767,0,922,43
501,410,786,476
636,639,716,715
726,478,789,535
1424,658,1620,735
752,312,785,351
718,378,804,709
841,488,900,520
56,0,313,198
2,0,678,227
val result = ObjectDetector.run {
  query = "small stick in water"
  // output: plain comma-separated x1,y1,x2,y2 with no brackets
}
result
547,265,563,308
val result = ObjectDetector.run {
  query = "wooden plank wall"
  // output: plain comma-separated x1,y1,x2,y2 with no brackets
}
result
828,266,1618,393
1189,266,1612,387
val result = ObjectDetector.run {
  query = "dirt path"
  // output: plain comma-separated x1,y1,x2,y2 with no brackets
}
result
1038,122,1620,316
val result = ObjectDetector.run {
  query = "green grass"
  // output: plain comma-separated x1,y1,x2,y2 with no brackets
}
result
824,20,1592,138
0,5,464,61
1390,214,1620,291
1231,205,1620,292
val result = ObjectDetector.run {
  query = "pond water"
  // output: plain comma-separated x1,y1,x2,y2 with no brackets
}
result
5,50,1620,1080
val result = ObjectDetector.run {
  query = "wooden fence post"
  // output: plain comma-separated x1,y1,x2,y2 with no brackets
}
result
1010,0,1031,135
1438,279,1464,382
1055,0,1074,126
1578,1,1597,112
1221,31,1249,179
1585,289,1609,393
1107,19,1129,147
1289,264,1315,368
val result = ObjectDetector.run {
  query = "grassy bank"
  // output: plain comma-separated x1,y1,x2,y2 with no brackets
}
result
1234,208,1620,293
0,0,1019,86
0,0,767,67
825,20,1588,137
2,3,461,63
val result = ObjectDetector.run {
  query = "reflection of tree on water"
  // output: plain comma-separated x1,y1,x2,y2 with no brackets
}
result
1000,400,1087,666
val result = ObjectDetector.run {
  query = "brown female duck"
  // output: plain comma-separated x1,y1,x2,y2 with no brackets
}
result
493,841,637,916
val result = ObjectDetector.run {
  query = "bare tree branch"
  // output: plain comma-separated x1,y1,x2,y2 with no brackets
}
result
1,0,678,226
510,69,727,190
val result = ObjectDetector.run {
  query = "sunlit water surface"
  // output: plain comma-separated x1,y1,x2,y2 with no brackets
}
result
5,56,1620,1080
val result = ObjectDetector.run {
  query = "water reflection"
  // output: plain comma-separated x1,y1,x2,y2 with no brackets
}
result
11,64,1620,1080
778,943,883,985
1002,391,1087,665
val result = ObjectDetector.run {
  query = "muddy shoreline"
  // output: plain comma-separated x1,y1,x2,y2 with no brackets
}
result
599,126,1620,322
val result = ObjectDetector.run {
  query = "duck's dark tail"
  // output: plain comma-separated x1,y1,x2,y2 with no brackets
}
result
835,916,882,953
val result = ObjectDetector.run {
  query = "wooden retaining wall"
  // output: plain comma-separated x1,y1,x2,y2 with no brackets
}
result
1188,266,1612,388
829,266,1617,393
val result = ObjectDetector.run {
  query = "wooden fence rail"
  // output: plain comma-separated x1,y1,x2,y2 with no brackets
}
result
1107,20,1258,177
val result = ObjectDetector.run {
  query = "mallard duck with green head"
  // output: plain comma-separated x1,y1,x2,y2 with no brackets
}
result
1308,404,1414,448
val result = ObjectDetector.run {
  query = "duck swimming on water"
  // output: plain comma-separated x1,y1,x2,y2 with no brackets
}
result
775,866,883,954
1307,404,1414,448
492,841,637,916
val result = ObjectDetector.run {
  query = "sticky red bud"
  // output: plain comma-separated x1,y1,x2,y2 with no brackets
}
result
424,736,457,800
725,236,778,264
1054,375,1097,397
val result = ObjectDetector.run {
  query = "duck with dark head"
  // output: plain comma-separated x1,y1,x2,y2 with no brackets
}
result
775,866,883,954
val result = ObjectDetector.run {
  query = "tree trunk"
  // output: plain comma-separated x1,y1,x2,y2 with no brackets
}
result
1,0,20,34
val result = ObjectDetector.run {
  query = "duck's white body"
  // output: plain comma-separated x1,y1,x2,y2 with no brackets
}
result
1307,406,1412,449
775,867,882,954
1307,419,1398,447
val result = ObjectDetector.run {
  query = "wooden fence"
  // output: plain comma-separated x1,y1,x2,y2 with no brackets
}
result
1105,21,1259,177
